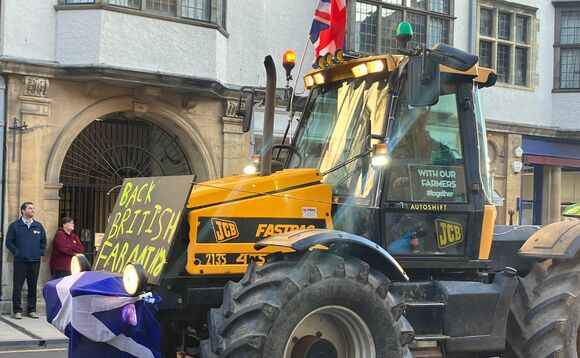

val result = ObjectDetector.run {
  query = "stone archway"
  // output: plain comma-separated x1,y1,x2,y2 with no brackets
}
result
46,96,219,185
46,96,220,262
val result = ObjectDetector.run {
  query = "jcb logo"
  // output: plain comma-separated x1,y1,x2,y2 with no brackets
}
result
436,219,463,249
211,218,239,243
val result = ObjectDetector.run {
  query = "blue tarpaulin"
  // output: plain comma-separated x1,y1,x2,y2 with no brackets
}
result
43,271,161,358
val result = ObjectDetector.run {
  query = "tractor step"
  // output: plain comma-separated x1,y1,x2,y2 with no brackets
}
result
413,334,450,341
406,301,446,307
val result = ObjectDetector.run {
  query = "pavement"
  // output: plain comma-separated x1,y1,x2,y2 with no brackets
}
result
0,314,68,350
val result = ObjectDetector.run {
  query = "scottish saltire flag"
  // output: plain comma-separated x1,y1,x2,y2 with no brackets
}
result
44,272,161,358
309,0,347,66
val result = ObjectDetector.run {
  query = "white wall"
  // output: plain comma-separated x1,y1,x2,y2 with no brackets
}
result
453,0,472,52
99,11,221,77
479,0,559,129
56,10,102,65
2,0,57,61
46,1,316,89
225,0,316,89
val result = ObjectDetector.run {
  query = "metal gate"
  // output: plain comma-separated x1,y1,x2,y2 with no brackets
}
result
58,115,192,262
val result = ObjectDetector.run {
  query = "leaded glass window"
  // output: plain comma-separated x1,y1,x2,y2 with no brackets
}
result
515,47,527,86
555,10,580,89
182,0,210,21
355,2,379,54
380,8,403,53
516,16,528,44
479,41,492,68
497,44,510,83
560,49,580,88
352,0,453,55
480,8,492,37
561,11,580,45
498,12,511,40
145,0,177,16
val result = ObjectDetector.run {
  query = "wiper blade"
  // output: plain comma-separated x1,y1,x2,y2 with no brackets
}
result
321,149,371,177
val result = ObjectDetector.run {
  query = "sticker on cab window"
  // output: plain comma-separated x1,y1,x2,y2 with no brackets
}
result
435,219,463,249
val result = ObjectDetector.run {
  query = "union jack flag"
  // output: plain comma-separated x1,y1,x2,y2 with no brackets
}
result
309,0,347,66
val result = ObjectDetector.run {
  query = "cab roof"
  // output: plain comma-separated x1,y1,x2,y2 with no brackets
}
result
303,54,495,89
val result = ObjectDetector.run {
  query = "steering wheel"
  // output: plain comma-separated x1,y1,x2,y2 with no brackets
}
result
273,144,302,167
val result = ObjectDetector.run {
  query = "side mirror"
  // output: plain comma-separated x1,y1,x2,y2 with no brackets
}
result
429,43,478,71
242,93,255,133
407,55,440,107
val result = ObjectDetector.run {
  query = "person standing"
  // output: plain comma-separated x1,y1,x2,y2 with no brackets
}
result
50,217,83,279
5,202,46,319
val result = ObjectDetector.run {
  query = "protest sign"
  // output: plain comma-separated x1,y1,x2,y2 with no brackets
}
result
94,175,194,285
408,164,466,202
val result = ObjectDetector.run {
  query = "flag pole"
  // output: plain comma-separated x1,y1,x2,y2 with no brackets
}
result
287,34,311,145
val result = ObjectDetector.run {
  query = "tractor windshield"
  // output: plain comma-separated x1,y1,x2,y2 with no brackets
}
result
288,78,390,204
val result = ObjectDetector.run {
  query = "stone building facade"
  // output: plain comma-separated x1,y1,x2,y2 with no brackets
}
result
0,0,314,312
1,0,580,313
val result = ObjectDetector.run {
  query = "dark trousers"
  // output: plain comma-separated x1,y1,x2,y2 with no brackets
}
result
12,261,40,314
51,270,70,279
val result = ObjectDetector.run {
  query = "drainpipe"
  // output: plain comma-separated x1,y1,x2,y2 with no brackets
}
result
0,76,6,298
261,56,276,176
468,0,477,54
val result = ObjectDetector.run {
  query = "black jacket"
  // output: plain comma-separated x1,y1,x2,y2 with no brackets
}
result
6,218,46,262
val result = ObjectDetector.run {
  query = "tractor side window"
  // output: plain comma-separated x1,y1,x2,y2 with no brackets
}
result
386,92,467,203
384,85,470,257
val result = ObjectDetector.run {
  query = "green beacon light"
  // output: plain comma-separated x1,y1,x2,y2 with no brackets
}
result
396,21,413,49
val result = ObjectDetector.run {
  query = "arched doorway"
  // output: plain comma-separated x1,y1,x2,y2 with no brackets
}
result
58,113,193,262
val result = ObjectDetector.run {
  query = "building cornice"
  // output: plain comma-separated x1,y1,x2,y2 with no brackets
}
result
487,119,580,140
0,57,293,109
0,56,238,99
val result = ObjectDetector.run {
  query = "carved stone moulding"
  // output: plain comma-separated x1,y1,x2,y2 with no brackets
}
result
24,77,49,97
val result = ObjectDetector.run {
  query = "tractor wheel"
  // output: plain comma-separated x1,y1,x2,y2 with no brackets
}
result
200,250,413,357
506,255,580,357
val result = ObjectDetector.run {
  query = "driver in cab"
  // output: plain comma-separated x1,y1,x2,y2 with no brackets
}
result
387,108,455,200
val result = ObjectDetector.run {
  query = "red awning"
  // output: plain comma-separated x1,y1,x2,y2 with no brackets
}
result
523,155,580,168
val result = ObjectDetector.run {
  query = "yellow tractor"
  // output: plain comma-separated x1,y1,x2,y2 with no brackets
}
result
71,23,580,357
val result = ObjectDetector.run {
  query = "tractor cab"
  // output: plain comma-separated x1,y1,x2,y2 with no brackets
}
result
284,40,497,271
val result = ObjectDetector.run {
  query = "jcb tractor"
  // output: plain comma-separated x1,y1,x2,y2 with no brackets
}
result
62,23,580,358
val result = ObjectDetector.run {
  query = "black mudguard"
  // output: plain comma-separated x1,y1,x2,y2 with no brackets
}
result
519,221,580,259
255,228,409,281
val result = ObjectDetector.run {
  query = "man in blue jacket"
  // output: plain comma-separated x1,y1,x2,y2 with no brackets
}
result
6,202,46,319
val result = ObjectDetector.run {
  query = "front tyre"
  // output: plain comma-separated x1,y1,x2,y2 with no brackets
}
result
201,250,412,358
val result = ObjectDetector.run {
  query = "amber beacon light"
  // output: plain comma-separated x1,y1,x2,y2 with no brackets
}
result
283,50,296,81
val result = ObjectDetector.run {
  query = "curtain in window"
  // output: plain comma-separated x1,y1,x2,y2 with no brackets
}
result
561,11,580,44
109,0,140,9
561,49,580,88
145,0,177,16
182,0,210,21
427,17,449,47
355,2,378,54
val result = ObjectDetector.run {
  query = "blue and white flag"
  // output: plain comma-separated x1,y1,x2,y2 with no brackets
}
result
44,271,161,358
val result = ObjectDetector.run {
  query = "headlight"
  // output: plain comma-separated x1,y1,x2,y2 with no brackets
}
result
122,262,147,296
71,254,91,275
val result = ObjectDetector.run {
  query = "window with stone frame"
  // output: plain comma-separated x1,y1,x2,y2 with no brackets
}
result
350,0,454,55
477,1,536,87
554,5,580,90
61,0,224,27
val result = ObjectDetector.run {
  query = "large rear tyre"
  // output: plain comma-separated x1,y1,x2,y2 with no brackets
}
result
506,256,580,357
200,250,413,357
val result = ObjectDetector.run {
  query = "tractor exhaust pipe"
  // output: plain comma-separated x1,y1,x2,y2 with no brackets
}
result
261,55,276,176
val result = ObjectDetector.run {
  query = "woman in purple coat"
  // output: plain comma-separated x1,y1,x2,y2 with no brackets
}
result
50,217,84,278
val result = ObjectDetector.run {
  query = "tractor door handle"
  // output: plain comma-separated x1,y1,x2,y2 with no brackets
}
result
385,202,408,210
